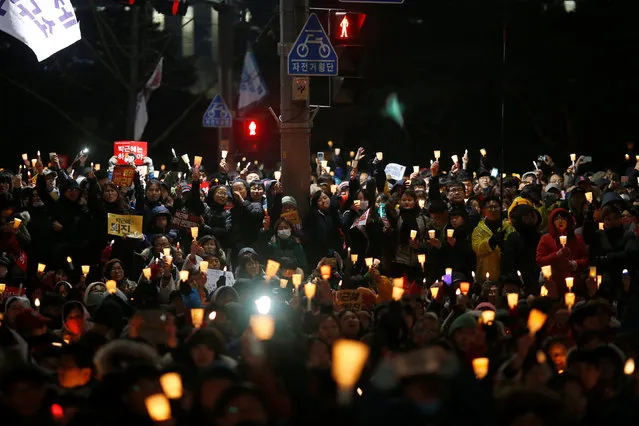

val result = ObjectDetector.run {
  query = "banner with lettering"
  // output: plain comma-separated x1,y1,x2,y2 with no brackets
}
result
0,0,81,61
107,213,143,238
111,165,136,188
172,210,200,230
114,141,148,165
336,290,362,311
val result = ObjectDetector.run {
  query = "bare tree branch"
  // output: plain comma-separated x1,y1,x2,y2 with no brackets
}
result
151,87,214,147
88,0,128,68
81,38,128,87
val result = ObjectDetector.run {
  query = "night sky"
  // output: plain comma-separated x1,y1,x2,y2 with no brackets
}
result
1,0,639,173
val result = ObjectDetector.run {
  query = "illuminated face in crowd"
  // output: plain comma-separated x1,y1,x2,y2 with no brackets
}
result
103,185,118,203
213,187,228,206
400,193,416,210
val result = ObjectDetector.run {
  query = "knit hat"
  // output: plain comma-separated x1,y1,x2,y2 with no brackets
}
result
4,296,30,314
281,196,298,209
448,312,477,336
84,282,108,310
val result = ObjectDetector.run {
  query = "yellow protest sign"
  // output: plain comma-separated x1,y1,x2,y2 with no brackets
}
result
107,213,143,238
336,290,362,312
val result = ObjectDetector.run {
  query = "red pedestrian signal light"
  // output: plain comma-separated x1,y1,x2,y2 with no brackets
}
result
243,119,260,138
151,0,188,16
331,12,366,43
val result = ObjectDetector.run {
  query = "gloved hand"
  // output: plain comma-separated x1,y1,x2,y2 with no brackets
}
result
489,231,505,249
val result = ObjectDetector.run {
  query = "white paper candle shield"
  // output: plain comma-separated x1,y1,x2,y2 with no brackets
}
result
145,394,172,421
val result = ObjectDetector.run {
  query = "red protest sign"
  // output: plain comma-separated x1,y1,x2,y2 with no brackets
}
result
114,141,148,165
112,165,136,188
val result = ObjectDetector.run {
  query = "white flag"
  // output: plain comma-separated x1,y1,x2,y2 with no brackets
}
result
145,57,163,91
238,48,268,111
134,58,163,140
134,91,148,141
0,0,81,62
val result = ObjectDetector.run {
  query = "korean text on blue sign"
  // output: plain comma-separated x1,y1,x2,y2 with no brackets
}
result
288,13,338,77
203,94,233,128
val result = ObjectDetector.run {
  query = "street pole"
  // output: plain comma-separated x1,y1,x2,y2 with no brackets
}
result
279,0,311,217
218,1,235,157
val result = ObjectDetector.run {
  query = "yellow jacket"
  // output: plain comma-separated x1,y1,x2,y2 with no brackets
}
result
472,219,511,283
507,196,549,231
375,276,393,304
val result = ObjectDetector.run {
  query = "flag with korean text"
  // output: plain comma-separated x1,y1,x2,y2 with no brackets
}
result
238,47,268,111
0,0,81,61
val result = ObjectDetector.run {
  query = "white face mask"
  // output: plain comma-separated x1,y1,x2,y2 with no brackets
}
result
278,229,292,239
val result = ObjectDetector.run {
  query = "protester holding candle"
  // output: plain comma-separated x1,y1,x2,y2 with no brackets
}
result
500,204,542,293
537,209,588,295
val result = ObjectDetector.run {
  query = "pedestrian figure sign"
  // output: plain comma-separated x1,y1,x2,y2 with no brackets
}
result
203,94,232,128
288,14,338,76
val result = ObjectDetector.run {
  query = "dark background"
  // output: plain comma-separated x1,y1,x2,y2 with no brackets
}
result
1,0,639,173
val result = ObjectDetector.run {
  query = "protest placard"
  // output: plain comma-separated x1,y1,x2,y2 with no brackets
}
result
336,290,362,311
111,165,136,188
114,141,148,165
107,214,143,238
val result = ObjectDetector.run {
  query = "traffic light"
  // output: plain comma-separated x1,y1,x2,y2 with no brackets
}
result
244,120,259,138
331,12,366,44
151,0,188,16
329,11,366,104
238,118,261,153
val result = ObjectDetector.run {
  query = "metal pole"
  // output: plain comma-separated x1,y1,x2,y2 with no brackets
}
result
218,1,235,156
499,0,508,215
126,6,140,139
279,0,311,217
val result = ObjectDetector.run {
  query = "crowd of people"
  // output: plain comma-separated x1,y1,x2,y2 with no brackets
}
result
1,145,639,426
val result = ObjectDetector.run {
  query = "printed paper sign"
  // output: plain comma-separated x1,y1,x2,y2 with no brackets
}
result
280,209,301,226
114,141,148,165
336,290,362,311
172,210,200,229
384,163,407,181
107,213,143,238
351,208,369,229
0,0,82,61
111,165,136,188
205,269,235,294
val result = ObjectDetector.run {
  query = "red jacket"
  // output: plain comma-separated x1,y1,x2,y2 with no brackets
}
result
536,209,588,294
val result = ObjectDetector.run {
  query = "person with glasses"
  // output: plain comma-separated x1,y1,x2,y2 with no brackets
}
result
472,196,510,284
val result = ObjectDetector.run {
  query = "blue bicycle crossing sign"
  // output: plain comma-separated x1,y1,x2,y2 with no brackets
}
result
288,13,338,76
202,94,232,128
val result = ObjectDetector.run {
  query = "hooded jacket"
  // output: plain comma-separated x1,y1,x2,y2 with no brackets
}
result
501,204,541,291
536,208,588,294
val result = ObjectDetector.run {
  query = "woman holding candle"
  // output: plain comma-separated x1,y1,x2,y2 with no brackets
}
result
103,259,137,296
264,218,308,273
442,207,476,283
390,189,428,280
205,185,232,249
536,209,588,295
